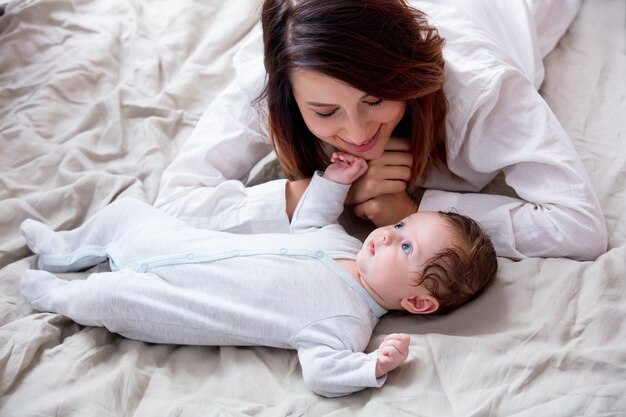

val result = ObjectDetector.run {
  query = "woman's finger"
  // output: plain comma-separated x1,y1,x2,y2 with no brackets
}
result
385,137,412,151
348,179,406,204
365,165,412,182
367,150,413,168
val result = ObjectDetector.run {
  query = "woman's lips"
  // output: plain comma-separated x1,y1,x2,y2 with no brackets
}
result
341,125,381,153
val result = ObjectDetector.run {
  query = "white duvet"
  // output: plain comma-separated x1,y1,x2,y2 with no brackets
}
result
0,0,624,415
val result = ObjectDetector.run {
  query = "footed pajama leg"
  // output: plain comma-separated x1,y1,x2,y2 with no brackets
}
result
20,199,157,272
21,268,229,346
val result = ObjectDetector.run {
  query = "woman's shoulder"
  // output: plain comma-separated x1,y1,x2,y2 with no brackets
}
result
413,0,540,87
232,23,266,101
414,1,542,151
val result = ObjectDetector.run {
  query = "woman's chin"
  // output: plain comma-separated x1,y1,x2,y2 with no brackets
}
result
359,147,385,161
332,140,385,160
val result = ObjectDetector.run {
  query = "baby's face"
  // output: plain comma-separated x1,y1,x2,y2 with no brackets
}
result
356,212,456,309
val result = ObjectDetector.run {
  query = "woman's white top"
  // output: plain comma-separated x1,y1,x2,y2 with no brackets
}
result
154,0,606,260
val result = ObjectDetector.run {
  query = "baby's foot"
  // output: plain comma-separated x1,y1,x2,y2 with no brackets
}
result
21,219,108,273
20,219,58,256
20,269,68,313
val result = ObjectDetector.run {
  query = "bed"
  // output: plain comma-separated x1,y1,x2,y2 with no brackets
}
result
1,0,625,415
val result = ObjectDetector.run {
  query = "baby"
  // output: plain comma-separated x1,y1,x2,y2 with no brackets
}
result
19,152,497,397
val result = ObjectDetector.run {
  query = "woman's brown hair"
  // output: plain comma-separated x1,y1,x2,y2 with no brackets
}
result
256,0,448,188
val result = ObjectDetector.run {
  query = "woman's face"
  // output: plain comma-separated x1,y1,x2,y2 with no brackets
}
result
291,69,406,160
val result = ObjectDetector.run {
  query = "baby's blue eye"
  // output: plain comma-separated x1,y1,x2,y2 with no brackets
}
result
394,222,404,230
401,242,412,255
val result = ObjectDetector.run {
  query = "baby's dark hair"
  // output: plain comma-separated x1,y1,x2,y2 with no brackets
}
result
416,211,497,314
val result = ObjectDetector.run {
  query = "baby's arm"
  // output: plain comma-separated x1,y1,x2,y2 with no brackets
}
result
324,152,368,185
375,333,410,378
289,153,366,232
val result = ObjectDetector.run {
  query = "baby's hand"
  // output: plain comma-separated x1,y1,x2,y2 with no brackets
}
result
375,333,410,378
324,152,368,185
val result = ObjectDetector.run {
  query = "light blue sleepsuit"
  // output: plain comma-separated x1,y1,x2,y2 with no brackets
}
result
19,173,388,397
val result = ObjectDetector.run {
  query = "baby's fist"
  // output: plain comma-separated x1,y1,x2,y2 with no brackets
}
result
324,152,368,185
375,333,410,378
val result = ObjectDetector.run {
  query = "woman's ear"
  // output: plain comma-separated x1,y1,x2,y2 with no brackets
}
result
401,294,439,314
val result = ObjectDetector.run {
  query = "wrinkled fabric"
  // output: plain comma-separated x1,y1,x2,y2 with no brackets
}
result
1,0,625,416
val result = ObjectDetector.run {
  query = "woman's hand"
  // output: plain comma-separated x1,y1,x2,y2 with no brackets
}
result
345,137,413,206
353,191,418,227
346,137,416,226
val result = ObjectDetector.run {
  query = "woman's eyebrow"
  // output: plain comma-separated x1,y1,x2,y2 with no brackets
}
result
305,101,336,107
305,93,373,107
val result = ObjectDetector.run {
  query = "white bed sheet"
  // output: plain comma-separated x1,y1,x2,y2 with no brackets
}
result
1,0,625,415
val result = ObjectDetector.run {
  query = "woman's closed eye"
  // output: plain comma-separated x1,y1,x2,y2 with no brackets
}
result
314,99,382,119
315,109,338,119
366,99,383,107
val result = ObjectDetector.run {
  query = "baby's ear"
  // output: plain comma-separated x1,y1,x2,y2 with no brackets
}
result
401,294,439,315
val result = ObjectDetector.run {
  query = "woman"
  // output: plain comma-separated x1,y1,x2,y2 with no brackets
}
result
154,0,606,261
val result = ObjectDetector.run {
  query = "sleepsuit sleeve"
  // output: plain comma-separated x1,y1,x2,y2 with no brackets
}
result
294,316,385,397
289,172,350,233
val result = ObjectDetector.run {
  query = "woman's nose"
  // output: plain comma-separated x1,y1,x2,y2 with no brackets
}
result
342,114,370,145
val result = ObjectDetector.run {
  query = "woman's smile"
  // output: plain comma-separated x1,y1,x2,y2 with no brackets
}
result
291,69,406,160
338,125,382,153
